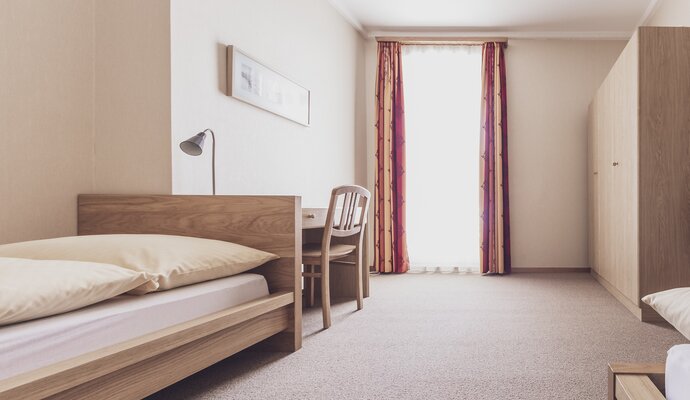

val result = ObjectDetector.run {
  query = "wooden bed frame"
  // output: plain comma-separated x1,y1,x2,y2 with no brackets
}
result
0,194,302,400
608,363,666,400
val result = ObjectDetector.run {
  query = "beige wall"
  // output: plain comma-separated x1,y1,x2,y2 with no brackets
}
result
0,0,95,244
647,0,690,25
364,39,624,268
94,0,172,194
0,0,171,245
507,40,625,268
170,0,366,207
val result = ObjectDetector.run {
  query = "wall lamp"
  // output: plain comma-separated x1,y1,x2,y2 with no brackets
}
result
179,128,216,195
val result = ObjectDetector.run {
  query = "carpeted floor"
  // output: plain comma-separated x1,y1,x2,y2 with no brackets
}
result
148,273,686,400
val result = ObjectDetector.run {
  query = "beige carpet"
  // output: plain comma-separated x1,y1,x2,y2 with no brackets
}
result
148,273,686,399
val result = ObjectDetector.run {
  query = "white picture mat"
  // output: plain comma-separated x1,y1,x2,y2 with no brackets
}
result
228,46,310,126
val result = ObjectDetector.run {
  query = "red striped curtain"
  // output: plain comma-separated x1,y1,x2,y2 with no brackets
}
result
480,42,511,275
374,41,410,274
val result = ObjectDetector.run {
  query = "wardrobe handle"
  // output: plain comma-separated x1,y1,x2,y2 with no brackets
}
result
612,162,619,167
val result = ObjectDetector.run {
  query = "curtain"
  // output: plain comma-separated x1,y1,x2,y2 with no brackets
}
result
402,45,482,273
374,41,410,274
480,42,511,275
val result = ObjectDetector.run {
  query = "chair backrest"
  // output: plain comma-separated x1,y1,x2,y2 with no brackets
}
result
322,185,371,245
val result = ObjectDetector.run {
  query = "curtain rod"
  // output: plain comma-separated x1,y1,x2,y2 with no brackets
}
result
375,36,508,45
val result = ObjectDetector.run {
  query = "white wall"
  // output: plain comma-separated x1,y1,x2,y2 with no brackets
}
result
364,39,378,266
364,39,625,268
647,0,690,25
171,0,366,207
507,40,624,268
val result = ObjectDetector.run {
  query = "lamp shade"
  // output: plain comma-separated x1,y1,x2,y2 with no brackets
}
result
179,132,206,156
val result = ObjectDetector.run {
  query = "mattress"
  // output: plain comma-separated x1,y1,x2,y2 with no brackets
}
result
667,344,690,400
0,273,269,380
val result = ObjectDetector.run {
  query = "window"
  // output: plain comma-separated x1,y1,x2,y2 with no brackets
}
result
403,45,482,272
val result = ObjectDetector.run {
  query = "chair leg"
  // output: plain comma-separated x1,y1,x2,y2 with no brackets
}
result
321,260,331,329
308,265,315,308
355,249,363,311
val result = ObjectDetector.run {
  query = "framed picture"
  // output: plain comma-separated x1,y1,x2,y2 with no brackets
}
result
227,45,311,126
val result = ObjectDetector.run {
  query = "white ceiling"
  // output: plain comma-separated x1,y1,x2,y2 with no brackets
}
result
328,0,659,38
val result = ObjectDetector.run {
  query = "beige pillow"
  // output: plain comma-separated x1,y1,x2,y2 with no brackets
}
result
642,288,690,340
0,257,157,325
0,234,278,292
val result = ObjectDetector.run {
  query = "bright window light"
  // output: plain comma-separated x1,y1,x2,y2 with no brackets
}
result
402,45,482,272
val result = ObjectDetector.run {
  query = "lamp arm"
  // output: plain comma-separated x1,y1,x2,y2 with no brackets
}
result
203,129,216,195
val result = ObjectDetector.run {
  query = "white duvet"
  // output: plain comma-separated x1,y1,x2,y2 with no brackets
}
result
667,344,690,400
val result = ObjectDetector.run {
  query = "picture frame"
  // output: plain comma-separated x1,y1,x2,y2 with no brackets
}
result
227,45,311,126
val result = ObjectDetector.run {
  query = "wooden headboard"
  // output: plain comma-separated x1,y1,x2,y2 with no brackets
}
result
78,194,299,255
77,194,302,350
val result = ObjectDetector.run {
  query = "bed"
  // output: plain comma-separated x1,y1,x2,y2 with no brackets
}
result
0,194,302,400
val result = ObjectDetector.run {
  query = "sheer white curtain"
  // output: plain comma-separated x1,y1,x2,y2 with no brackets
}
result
402,45,482,273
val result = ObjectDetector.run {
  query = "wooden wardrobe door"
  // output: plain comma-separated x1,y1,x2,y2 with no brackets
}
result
587,101,599,273
610,32,640,305
599,89,614,287
591,33,639,304
589,96,601,275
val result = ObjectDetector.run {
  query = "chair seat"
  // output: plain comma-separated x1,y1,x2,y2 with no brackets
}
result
302,243,356,262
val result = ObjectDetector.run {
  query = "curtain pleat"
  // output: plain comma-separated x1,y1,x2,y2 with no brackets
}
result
480,42,511,275
375,42,410,274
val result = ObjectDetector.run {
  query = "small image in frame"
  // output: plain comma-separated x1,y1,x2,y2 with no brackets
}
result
227,45,310,126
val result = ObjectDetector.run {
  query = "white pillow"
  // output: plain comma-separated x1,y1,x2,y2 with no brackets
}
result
0,234,278,293
642,288,690,340
0,257,157,325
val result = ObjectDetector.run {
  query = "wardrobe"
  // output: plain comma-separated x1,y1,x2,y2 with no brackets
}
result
588,27,690,321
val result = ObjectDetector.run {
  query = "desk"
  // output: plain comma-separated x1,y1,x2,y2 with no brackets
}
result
302,207,370,299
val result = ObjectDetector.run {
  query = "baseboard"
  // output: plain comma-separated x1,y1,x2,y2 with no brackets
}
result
590,269,642,320
512,267,591,273
370,265,591,274
590,270,669,323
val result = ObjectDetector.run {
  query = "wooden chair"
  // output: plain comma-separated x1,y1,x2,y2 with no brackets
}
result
302,185,370,329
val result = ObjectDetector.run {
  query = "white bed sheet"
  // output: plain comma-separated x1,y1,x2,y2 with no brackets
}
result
0,273,269,380
667,344,690,400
